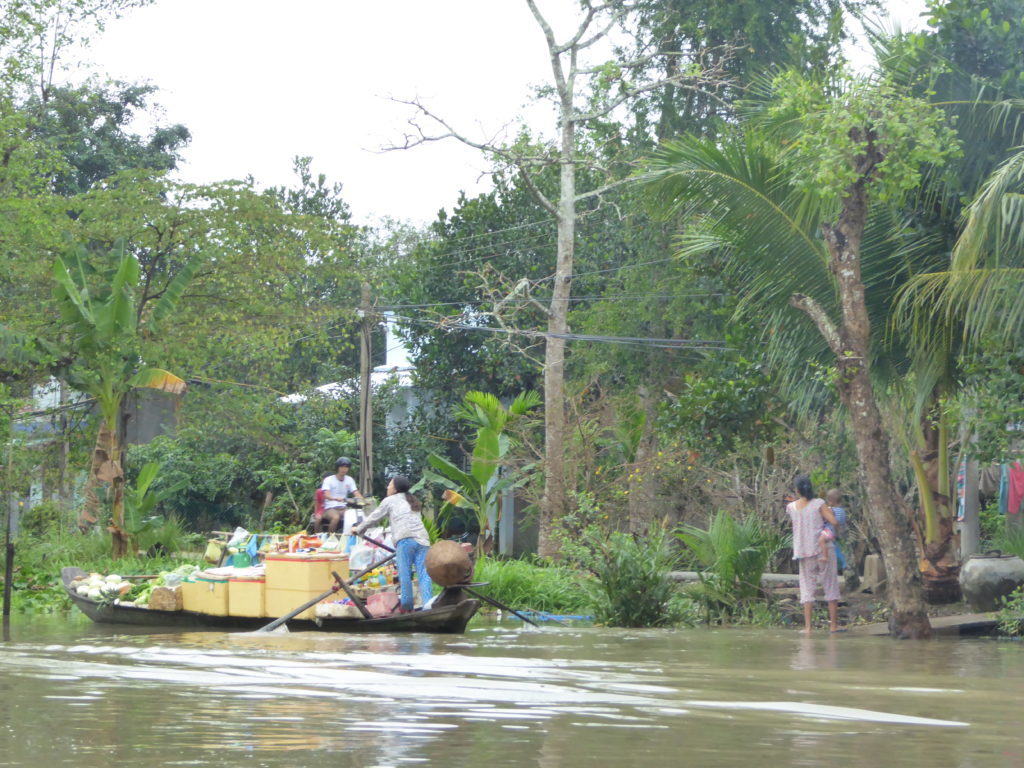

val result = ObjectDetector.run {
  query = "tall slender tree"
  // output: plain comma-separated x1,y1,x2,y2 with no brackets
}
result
388,0,722,554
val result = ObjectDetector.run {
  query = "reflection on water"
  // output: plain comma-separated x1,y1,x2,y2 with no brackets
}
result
0,616,1021,767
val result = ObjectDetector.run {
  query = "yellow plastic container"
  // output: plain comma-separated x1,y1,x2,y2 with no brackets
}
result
228,576,266,618
265,553,349,591
264,554,349,620
181,575,230,616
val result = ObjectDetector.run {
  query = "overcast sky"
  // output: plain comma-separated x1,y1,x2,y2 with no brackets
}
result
85,0,929,226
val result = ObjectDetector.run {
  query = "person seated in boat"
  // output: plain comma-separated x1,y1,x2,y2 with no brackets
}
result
350,475,432,613
318,457,364,534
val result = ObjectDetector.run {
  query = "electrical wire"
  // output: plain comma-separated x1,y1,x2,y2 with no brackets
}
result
386,313,728,351
379,292,726,309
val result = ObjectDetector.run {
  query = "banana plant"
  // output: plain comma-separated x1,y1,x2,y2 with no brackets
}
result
123,461,188,550
53,240,200,556
423,391,540,553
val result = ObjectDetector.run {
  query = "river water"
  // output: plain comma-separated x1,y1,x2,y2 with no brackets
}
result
1,615,1021,767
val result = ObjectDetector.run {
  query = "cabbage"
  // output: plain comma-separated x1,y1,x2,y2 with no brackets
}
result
106,574,122,584
86,588,102,600
76,586,90,596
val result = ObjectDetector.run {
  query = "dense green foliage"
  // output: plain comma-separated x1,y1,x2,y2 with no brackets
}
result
7,0,1024,621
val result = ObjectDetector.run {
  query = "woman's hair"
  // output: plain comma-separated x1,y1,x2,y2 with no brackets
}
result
794,474,815,500
391,475,422,512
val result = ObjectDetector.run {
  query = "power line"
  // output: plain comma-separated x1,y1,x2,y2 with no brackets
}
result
404,209,607,271
386,313,728,351
412,207,603,250
379,292,727,310
542,257,681,282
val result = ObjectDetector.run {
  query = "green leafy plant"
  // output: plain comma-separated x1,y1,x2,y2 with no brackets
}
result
992,525,1024,560
676,511,787,622
122,462,188,551
997,585,1024,636
424,390,540,551
582,526,683,628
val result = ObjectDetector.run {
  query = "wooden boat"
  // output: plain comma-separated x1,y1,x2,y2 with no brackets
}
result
62,567,480,634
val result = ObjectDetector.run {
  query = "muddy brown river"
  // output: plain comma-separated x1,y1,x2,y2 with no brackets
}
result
0,615,1020,766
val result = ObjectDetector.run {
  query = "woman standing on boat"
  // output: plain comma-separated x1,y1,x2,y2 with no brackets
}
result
351,476,433,613
787,475,842,634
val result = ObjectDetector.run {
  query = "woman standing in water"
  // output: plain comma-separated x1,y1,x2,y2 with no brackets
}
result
787,475,842,634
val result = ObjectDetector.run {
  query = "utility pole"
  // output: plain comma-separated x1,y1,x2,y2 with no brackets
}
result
357,282,374,498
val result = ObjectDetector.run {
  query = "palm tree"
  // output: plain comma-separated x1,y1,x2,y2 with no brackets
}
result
53,240,198,556
901,147,1024,344
643,70,968,637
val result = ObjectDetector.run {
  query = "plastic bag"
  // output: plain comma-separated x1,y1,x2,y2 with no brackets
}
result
349,527,393,572
226,527,249,547
366,591,400,617
203,540,225,565
348,542,376,573
319,534,343,552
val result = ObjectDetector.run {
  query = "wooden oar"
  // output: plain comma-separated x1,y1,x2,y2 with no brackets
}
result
459,585,540,628
357,533,541,628
356,532,395,553
332,571,372,619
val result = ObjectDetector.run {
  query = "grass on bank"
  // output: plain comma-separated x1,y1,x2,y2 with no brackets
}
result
474,556,591,615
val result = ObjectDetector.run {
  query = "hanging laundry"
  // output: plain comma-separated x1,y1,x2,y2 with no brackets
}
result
980,464,1002,497
1000,464,1010,515
1009,462,1024,518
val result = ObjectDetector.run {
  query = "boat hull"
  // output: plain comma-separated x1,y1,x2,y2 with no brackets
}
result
62,568,479,634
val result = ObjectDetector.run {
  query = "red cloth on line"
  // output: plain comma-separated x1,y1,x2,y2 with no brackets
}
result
1009,462,1024,517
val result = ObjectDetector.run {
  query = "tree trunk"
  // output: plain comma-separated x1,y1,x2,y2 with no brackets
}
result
78,422,108,532
914,405,960,603
105,415,129,558
537,99,576,558
821,175,931,638
627,388,659,534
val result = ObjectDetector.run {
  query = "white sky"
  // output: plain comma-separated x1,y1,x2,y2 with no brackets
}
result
85,0,929,226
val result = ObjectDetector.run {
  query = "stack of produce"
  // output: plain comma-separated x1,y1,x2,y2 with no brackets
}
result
69,573,132,602
71,565,201,609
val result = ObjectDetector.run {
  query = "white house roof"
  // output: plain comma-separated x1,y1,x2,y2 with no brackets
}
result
279,366,415,404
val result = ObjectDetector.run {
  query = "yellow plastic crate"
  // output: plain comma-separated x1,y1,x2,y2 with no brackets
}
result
265,554,349,591
181,575,230,616
265,586,337,620
228,577,265,618
263,554,349,620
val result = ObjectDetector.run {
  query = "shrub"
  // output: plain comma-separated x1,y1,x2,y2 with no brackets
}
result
992,525,1024,560
583,527,683,628
997,585,1024,636
676,510,787,623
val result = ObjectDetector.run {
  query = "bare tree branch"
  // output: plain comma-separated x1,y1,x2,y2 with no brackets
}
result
790,293,843,356
574,177,633,204
514,159,558,216
525,0,568,96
